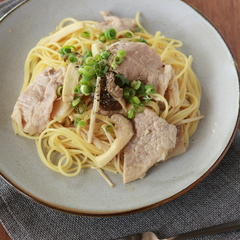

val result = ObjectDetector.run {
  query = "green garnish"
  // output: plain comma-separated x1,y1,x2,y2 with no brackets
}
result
71,97,81,107
105,125,113,132
98,28,117,43
57,86,63,96
74,118,85,127
124,32,133,38
81,31,90,38
136,38,148,45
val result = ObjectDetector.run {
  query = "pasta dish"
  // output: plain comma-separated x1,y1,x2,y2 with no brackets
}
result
11,12,203,186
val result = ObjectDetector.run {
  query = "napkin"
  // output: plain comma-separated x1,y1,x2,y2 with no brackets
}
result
1,130,239,240
0,1,240,239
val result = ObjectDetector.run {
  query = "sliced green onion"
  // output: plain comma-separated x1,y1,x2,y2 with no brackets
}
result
75,102,86,114
127,109,135,119
145,84,156,94
81,31,90,38
115,74,130,87
136,38,148,45
85,57,96,66
83,49,92,60
114,55,124,65
68,54,78,62
111,62,117,70
130,80,141,90
79,75,92,84
71,97,81,107
136,84,145,94
133,104,144,113
102,65,109,75
135,26,144,33
100,49,110,59
73,85,81,94
104,28,117,40
94,54,102,61
117,50,126,57
124,32,133,38
81,66,95,78
94,62,108,77
143,94,151,102
59,45,76,56
74,118,85,127
80,85,92,95
98,33,106,43
105,125,113,132
130,96,141,105
57,86,63,96
123,87,136,99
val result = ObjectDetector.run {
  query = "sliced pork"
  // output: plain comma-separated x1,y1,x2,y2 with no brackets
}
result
123,108,177,183
96,11,137,32
166,125,186,159
107,40,173,96
11,67,66,135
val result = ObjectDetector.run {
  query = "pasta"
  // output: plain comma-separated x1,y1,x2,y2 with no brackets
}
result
12,12,203,186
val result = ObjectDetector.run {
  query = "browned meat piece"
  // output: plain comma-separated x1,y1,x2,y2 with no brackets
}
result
99,76,122,111
96,11,137,32
123,108,177,183
107,41,173,96
106,72,127,111
11,67,66,135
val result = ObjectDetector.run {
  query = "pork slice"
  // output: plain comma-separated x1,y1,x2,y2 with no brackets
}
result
11,67,66,135
107,41,173,96
123,108,177,183
166,125,186,159
96,11,137,32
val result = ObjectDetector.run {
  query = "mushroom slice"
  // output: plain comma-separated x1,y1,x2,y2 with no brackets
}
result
39,22,85,46
91,42,105,57
95,114,134,168
62,62,79,103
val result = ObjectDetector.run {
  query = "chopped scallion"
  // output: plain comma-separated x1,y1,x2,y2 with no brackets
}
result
57,86,63,96
133,104,144,113
115,74,130,87
111,62,117,70
130,80,141,90
123,87,136,99
104,28,117,40
98,33,106,43
59,45,76,57
100,49,110,59
117,50,126,57
129,96,141,105
81,31,90,38
74,118,85,127
80,85,92,95
73,85,81,94
124,32,133,38
71,97,81,107
136,38,148,45
85,57,96,66
114,55,124,65
105,125,113,132
127,109,135,119
76,102,86,114
145,84,156,94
